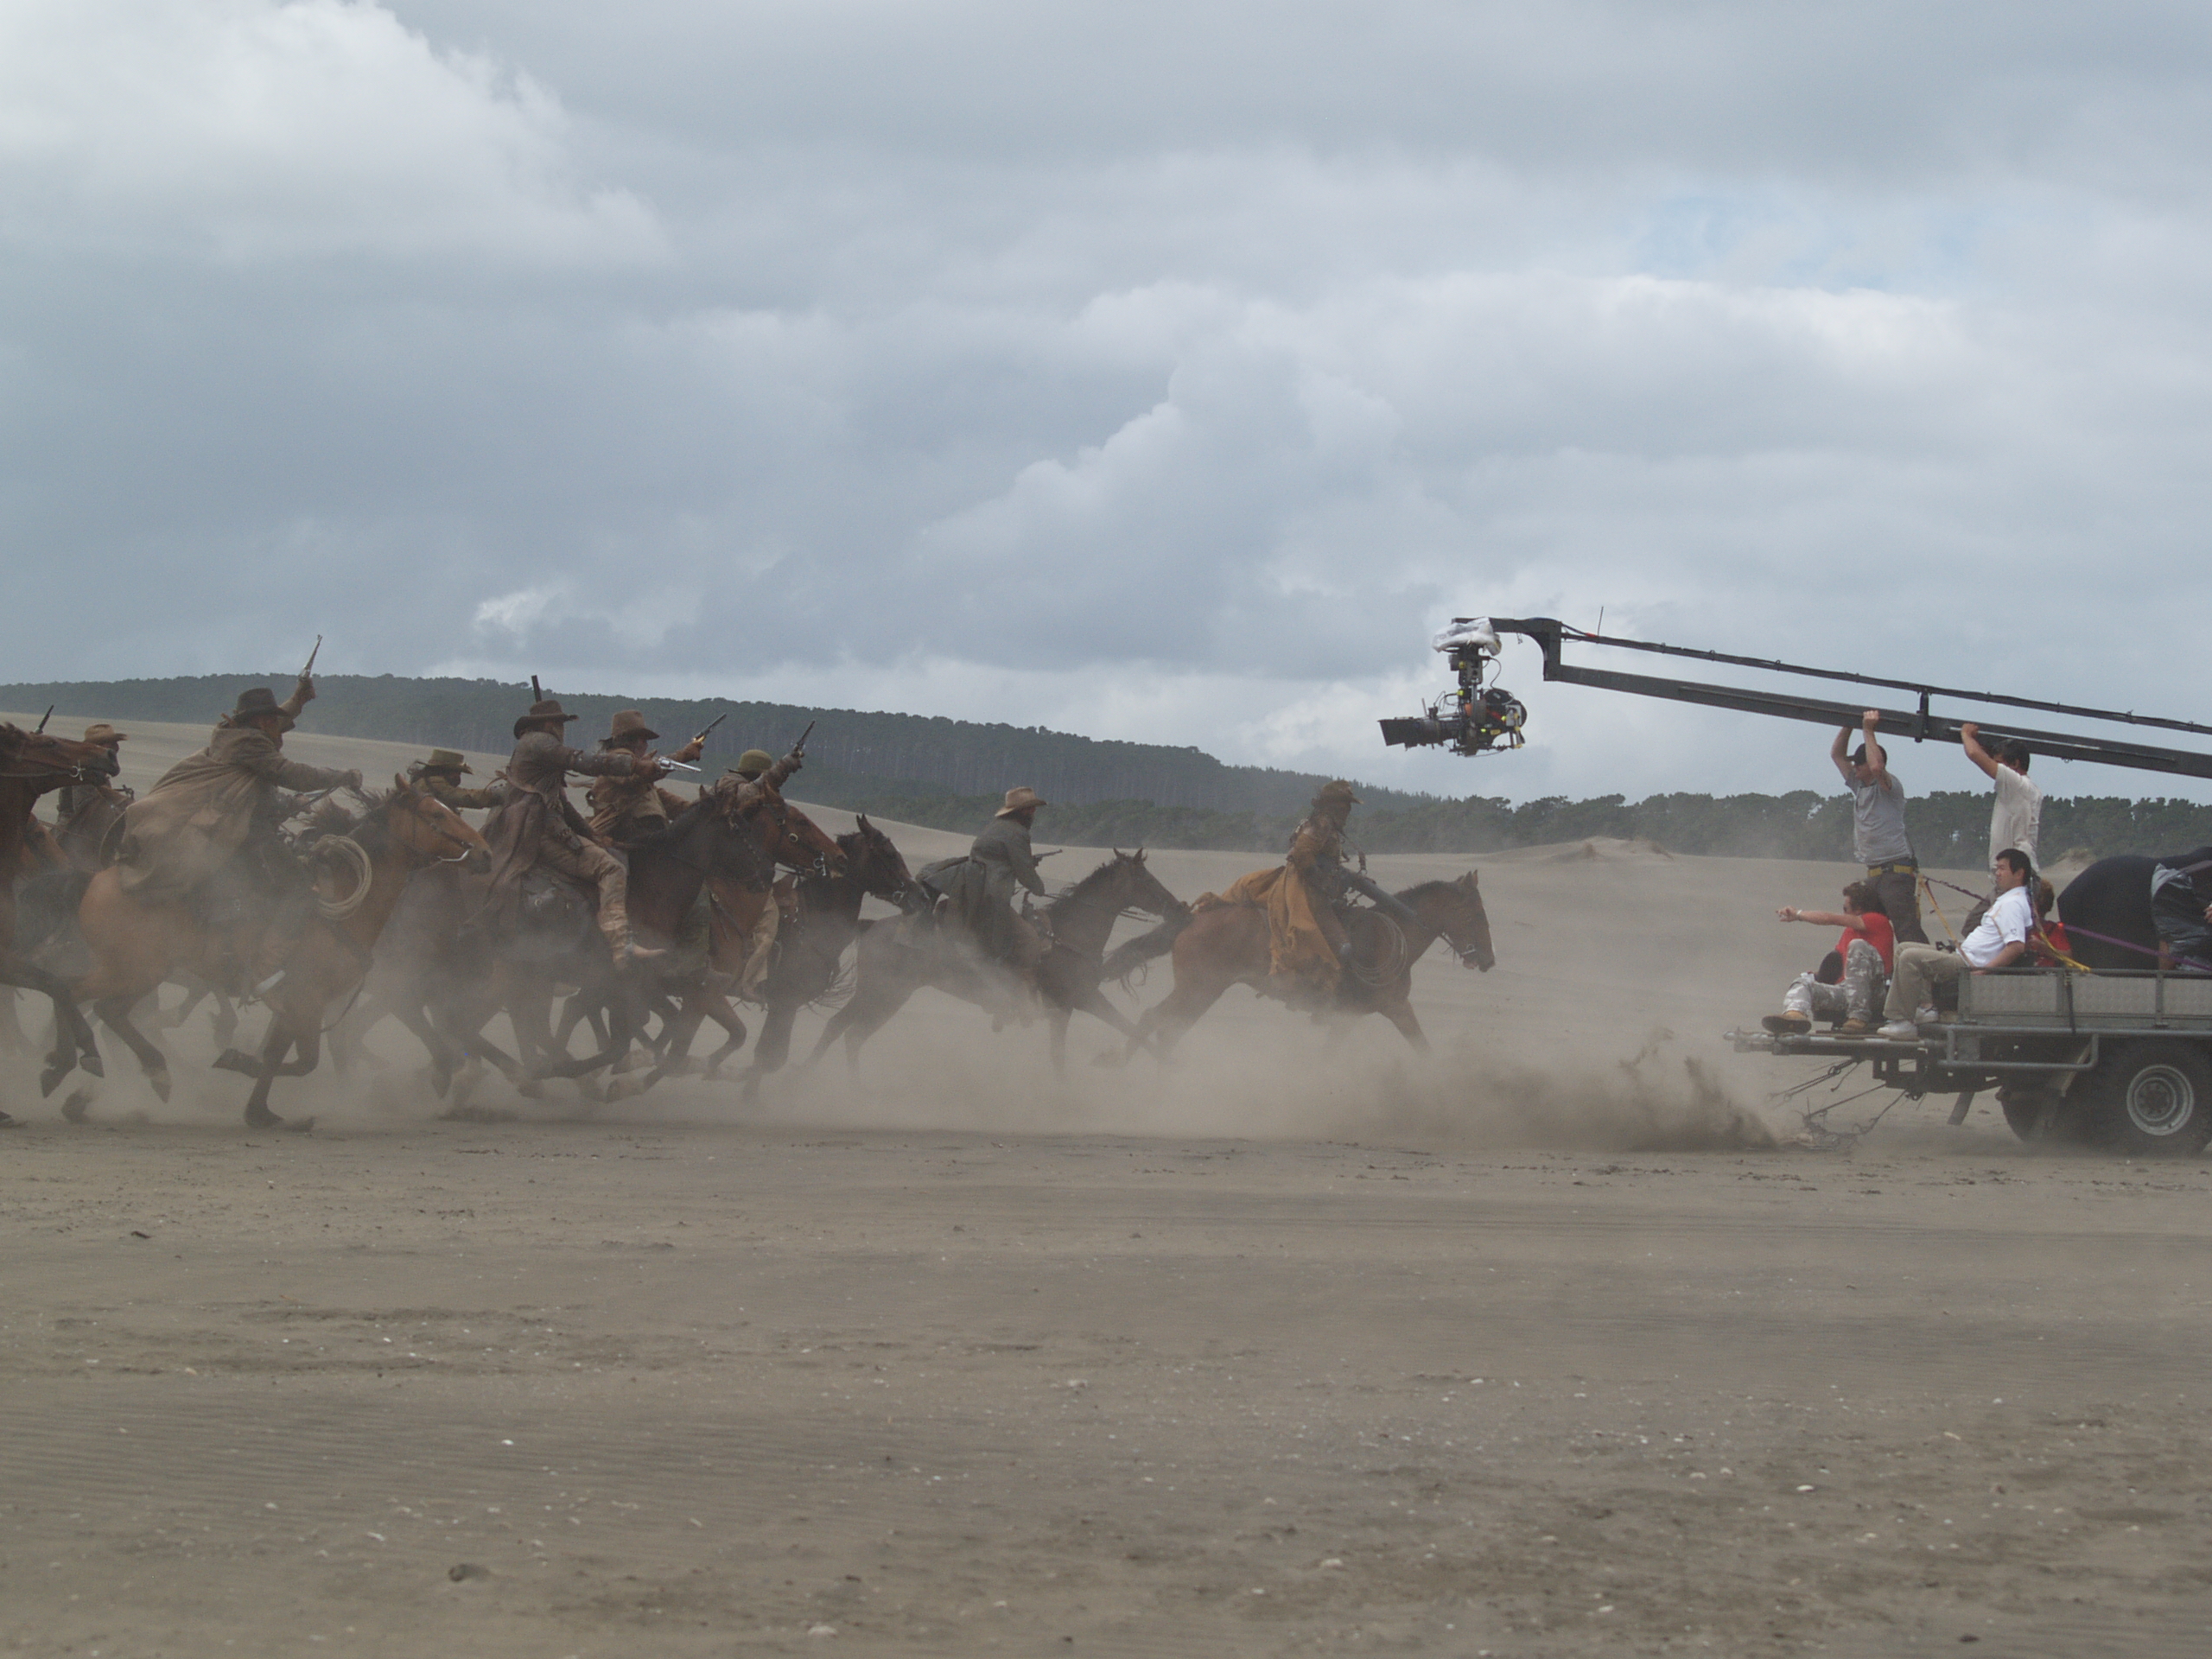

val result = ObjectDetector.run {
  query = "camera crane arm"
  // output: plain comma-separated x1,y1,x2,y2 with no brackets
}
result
1386,615,2212,782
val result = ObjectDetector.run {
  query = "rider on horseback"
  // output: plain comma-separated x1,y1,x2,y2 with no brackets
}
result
480,696,668,965
924,786,1050,985
1200,779,1421,1004
113,678,362,986
587,710,705,851
45,722,130,870
409,748,504,813
714,743,812,996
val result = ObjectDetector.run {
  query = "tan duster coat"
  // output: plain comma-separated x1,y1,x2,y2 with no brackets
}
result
116,723,355,899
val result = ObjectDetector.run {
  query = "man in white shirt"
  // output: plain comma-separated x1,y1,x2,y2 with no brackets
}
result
1879,848,2036,1039
1961,723,2041,874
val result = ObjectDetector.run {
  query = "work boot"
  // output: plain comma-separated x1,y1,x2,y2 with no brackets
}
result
1762,1011,1812,1035
1839,1017,1872,1036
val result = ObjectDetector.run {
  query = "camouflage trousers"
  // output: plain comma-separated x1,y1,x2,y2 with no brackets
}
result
1783,938,1888,1026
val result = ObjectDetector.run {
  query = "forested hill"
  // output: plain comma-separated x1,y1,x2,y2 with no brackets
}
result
0,671,1400,812
7,672,2209,860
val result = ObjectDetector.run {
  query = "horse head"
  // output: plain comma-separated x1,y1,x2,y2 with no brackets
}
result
1414,869,1494,971
1105,846,1185,919
0,725,121,791
388,773,490,867
779,807,848,880
841,813,913,907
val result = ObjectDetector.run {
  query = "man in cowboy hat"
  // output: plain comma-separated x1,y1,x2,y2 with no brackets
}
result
112,675,361,983
49,721,132,864
925,786,1052,980
1202,779,1415,1004
706,743,813,995
409,748,505,813
480,696,667,963
586,710,704,850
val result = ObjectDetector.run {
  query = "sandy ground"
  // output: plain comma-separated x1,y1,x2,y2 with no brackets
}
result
5,710,2210,1654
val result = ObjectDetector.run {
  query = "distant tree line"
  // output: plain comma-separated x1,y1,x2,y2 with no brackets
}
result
7,672,2208,860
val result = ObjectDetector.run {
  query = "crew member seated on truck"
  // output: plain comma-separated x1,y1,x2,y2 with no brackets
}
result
1878,849,2034,1039
1763,880,1894,1037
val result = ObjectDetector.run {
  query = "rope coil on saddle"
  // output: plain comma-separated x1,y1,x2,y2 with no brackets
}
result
310,835,375,920
1345,911,1410,987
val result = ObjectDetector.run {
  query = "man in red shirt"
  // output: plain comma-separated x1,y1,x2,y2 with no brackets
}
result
1764,880,1896,1036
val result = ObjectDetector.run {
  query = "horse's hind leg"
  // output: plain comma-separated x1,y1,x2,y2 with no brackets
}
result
94,995,170,1102
3,961,101,1094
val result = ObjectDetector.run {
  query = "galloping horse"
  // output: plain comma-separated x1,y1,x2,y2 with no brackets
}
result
807,848,1183,1074
0,723,121,1103
1114,870,1495,1059
732,813,913,1102
67,778,486,1127
409,777,849,1101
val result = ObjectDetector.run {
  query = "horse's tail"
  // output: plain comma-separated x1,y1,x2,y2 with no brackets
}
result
1102,912,1193,989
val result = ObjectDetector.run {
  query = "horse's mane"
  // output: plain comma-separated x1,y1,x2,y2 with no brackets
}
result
1392,878,1465,906
1046,851,1130,918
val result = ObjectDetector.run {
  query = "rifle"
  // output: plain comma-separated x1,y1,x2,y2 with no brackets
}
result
35,706,51,734
531,674,543,703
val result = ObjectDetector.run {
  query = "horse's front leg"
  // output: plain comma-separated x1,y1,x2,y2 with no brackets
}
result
241,1018,317,1131
1378,996,1430,1053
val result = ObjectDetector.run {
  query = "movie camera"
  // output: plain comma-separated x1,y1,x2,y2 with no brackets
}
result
1378,618,1529,757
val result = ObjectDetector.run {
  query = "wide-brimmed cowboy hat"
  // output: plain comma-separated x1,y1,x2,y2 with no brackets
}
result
597,709,659,749
513,698,579,738
996,785,1048,817
409,747,473,776
230,686,296,731
729,747,775,779
81,722,127,745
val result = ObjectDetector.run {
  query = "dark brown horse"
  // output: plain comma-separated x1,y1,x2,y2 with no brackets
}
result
1114,871,1495,1058
807,848,1183,1075
731,814,913,1102
67,779,486,1126
0,724,121,1106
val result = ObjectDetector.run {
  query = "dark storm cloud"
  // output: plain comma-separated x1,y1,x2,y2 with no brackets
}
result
3,1,2210,801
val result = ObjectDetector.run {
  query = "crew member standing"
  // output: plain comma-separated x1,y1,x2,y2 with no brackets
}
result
1830,710,1927,944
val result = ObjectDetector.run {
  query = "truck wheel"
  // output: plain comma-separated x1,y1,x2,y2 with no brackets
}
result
2089,1040,2212,1158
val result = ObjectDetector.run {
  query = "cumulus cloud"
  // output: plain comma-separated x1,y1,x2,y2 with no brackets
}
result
0,0,659,260
3,0,2210,804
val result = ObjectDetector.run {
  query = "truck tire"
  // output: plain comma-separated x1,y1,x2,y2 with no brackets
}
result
2086,1040,2212,1158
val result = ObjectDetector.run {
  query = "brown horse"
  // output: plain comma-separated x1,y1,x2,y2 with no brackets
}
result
1116,871,1495,1058
0,723,123,1105
66,778,486,1126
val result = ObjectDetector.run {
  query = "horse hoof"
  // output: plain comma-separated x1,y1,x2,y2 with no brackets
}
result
603,1075,647,1103
148,1070,173,1103
60,1090,92,1124
79,1049,104,1079
39,1064,67,1098
0,1109,17,1128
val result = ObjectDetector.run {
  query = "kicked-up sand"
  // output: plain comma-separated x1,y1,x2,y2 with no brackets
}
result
3,711,2209,1654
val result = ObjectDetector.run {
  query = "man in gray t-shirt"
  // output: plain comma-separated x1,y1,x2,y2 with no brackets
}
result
1830,710,1928,944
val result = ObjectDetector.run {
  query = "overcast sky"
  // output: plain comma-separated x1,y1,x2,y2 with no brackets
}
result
4,1,2209,803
